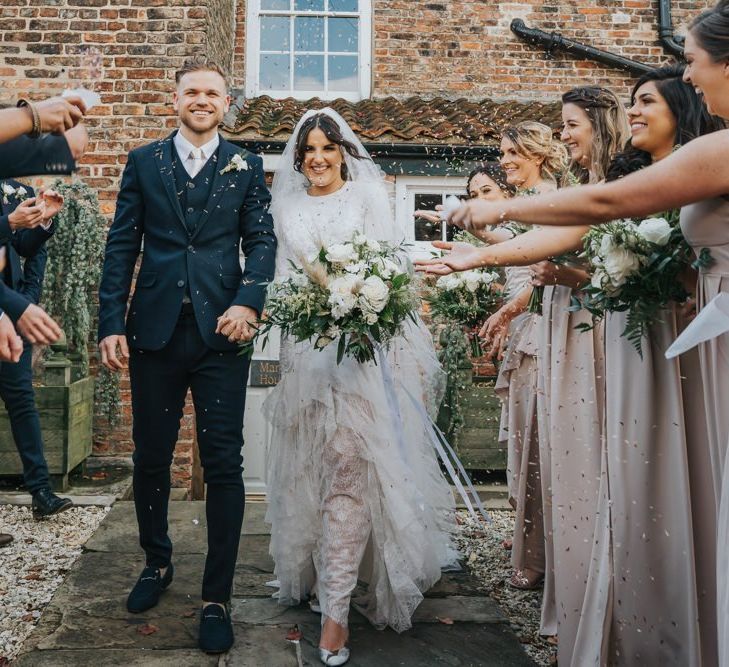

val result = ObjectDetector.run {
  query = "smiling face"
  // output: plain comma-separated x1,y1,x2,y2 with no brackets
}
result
173,69,230,142
499,136,543,189
627,80,677,161
467,172,508,201
302,127,346,195
684,31,729,120
561,102,594,167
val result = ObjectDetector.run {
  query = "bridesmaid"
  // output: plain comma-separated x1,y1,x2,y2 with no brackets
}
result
418,93,629,665
423,4,729,660
578,66,722,666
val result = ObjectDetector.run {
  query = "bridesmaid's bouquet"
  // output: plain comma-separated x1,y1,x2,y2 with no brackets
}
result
426,269,502,357
577,211,707,354
245,233,417,364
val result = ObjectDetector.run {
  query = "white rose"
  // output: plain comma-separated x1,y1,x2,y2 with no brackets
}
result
463,271,482,293
365,239,381,252
636,217,672,246
365,312,378,325
344,261,366,275
231,153,248,171
1,183,14,196
326,243,358,265
328,275,360,319
16,186,27,198
358,275,390,313
598,233,617,259
436,274,461,291
480,271,498,285
603,247,641,288
591,268,607,290
372,256,399,279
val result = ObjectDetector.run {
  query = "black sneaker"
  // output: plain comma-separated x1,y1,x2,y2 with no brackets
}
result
126,563,174,613
0,533,13,548
199,602,234,654
31,488,73,520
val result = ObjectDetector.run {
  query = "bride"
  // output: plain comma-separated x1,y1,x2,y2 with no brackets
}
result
263,108,459,665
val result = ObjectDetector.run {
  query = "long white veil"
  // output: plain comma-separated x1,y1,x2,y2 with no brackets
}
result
269,107,389,223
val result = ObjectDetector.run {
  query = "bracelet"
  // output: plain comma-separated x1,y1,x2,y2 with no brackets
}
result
16,99,41,139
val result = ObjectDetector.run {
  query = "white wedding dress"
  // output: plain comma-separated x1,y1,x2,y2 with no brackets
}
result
263,175,459,633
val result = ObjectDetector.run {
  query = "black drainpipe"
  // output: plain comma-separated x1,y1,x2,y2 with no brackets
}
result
510,19,655,76
658,0,685,57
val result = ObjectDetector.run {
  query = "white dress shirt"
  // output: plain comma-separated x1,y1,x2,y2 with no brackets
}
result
173,131,220,178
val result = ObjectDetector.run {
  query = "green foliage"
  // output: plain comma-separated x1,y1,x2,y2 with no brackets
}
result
44,179,119,422
577,210,697,356
438,323,469,439
243,235,418,364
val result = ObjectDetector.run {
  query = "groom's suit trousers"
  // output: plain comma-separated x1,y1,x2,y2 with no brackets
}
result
129,305,251,602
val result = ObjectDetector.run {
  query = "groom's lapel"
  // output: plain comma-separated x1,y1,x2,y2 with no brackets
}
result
153,133,187,232
190,137,236,241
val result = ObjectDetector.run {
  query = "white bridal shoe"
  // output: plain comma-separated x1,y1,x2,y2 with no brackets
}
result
319,646,350,666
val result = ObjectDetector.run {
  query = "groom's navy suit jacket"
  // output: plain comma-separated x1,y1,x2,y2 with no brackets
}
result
98,132,276,352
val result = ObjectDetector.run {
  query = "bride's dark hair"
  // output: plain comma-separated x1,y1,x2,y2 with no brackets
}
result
293,113,366,181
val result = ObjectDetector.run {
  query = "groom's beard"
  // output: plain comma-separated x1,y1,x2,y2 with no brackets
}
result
178,108,223,136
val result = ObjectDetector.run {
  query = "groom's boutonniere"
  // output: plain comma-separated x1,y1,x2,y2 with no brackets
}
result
1,182,29,205
220,152,249,175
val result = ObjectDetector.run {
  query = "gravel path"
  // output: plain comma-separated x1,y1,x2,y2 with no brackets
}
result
0,505,110,663
455,510,554,667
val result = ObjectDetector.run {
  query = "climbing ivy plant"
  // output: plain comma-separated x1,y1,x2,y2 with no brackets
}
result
44,179,120,424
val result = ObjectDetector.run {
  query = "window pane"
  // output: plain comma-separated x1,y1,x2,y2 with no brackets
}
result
261,0,289,9
260,16,290,51
294,54,324,90
295,16,324,51
329,0,358,11
328,17,358,52
295,0,325,10
414,194,444,242
328,55,358,91
260,54,290,90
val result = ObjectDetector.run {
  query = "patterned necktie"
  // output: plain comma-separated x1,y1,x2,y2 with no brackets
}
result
188,148,205,178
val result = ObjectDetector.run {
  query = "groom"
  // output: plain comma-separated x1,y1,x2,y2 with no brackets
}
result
98,57,276,653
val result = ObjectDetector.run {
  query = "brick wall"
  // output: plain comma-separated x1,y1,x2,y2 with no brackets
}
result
231,0,712,98
0,0,236,490
0,0,715,489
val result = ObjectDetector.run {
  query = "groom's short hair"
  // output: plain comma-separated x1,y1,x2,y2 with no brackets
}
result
175,56,228,90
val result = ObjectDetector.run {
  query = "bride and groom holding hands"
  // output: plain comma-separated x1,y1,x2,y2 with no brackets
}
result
98,57,457,663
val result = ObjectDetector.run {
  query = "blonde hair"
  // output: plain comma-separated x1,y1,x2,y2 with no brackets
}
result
501,121,568,184
561,86,630,184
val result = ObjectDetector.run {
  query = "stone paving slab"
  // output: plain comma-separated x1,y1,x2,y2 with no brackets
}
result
85,502,269,554
223,621,534,666
17,500,535,666
16,649,219,666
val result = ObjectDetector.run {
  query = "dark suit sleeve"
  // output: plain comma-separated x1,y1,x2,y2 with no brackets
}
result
97,151,144,341
234,155,277,316
0,279,30,322
5,184,54,258
18,243,47,304
0,134,75,179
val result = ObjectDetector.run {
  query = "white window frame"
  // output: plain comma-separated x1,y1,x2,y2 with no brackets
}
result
245,0,372,102
394,175,467,261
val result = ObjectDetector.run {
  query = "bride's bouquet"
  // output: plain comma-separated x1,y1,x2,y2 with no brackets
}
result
577,211,708,354
426,268,502,357
245,233,418,364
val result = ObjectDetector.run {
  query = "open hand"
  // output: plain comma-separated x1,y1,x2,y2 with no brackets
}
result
38,188,64,221
448,198,502,231
414,241,485,275
216,305,259,343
